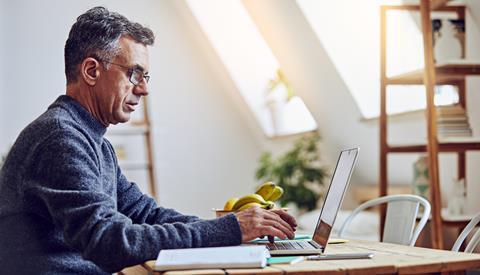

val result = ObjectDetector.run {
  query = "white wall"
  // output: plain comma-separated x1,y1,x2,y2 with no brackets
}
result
0,0,262,218
0,1,5,153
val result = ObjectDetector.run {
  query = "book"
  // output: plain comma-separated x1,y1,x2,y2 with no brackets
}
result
436,104,473,138
154,245,269,271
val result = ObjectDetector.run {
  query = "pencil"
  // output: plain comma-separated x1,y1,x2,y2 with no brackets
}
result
290,256,305,265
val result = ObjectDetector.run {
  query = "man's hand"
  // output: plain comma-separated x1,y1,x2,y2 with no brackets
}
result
234,205,297,243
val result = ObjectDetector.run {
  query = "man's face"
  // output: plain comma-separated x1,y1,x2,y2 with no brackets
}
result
95,36,150,125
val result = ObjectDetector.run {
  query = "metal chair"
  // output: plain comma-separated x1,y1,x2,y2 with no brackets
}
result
452,212,480,253
338,194,431,246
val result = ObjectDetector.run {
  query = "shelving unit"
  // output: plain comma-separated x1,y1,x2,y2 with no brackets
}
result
106,97,157,199
380,0,480,249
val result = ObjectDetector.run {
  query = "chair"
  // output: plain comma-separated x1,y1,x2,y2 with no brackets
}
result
337,194,431,246
452,212,480,253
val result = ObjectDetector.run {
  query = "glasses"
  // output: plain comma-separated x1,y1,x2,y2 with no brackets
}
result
101,60,150,86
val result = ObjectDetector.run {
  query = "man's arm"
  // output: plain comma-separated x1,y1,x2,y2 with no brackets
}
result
23,130,241,272
115,167,201,225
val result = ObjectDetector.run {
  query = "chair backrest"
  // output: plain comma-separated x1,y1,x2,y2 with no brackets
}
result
452,212,480,253
337,194,431,246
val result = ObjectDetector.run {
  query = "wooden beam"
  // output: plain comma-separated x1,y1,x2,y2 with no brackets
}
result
379,6,388,241
421,0,444,249
430,0,452,10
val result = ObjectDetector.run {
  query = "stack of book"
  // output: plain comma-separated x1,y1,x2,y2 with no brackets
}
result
436,105,472,138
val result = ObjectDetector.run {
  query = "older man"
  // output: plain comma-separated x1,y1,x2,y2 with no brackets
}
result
0,6,296,274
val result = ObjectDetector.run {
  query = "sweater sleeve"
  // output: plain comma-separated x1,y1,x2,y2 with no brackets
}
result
23,130,242,273
115,169,202,224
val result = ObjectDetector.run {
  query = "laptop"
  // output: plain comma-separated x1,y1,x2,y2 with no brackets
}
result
265,148,359,255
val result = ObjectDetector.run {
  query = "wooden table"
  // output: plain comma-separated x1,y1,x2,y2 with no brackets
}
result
131,239,480,275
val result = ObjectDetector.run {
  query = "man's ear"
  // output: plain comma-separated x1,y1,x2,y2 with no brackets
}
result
81,57,101,86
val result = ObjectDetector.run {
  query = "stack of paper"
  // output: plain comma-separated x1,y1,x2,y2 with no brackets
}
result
155,245,269,271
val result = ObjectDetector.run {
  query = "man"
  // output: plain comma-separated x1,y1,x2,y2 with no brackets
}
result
0,6,297,274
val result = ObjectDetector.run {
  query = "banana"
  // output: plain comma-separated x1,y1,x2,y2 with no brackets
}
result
223,197,239,211
266,186,284,202
255,182,276,200
232,194,267,210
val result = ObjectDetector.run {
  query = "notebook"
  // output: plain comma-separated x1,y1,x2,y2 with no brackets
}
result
154,245,269,271
263,148,359,255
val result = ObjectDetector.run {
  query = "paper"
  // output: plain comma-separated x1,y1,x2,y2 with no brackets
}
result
155,245,269,271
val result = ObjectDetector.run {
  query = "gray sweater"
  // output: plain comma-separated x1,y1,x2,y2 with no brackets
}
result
0,95,242,274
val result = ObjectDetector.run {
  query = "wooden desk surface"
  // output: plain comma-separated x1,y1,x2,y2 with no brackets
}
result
138,239,480,275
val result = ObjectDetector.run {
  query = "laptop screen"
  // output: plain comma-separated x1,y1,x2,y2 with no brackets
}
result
312,148,359,248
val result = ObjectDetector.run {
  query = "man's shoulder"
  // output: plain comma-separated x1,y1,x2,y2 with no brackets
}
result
27,105,80,138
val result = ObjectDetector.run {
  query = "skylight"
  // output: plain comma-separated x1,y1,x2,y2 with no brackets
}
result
186,0,317,137
297,0,458,118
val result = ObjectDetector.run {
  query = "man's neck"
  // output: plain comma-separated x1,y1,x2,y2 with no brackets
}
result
66,83,109,127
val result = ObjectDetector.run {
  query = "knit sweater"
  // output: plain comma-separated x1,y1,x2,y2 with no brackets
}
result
0,95,242,274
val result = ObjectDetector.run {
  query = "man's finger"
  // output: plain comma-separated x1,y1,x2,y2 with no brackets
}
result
263,210,296,233
271,209,297,228
268,235,274,244
260,227,287,240
261,219,295,239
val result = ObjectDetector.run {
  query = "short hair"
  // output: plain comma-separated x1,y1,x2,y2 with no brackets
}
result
64,6,155,83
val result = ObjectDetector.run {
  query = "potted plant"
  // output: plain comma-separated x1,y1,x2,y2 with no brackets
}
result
255,131,329,213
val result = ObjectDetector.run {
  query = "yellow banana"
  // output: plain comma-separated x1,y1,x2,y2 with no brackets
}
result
232,194,267,210
223,197,239,211
255,182,276,200
266,186,284,202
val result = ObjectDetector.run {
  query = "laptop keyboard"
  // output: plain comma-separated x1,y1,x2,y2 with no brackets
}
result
266,241,318,250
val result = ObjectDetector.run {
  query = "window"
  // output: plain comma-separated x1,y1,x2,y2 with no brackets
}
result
186,0,317,137
297,0,458,119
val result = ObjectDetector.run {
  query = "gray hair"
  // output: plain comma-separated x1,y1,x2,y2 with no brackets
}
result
64,6,155,83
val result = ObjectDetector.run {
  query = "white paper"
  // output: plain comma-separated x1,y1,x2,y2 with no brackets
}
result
155,245,269,271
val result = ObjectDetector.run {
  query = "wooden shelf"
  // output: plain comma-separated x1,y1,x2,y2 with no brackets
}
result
430,0,454,10
380,1,475,249
388,139,480,153
386,61,480,85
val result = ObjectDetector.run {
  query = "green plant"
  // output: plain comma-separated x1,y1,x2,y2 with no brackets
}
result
267,69,295,101
255,131,329,212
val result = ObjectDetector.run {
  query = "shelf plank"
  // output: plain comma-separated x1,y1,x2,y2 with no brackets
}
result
386,61,480,85
430,0,452,10
388,139,480,153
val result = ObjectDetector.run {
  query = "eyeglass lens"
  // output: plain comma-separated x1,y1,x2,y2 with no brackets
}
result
130,69,150,85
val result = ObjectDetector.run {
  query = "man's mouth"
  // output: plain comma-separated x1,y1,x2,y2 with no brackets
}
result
125,102,138,112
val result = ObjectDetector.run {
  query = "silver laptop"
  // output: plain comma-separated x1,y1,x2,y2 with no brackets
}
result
266,148,359,255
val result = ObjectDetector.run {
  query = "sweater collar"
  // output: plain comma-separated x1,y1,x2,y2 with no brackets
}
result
51,95,107,139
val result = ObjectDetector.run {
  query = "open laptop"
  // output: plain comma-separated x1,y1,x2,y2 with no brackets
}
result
265,148,359,255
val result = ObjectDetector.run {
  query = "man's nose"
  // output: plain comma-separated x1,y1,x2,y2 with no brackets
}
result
133,81,148,96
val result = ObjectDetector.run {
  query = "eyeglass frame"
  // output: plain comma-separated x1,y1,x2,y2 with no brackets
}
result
99,59,150,86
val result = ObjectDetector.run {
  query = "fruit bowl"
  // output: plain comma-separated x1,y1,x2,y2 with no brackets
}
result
213,208,289,218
